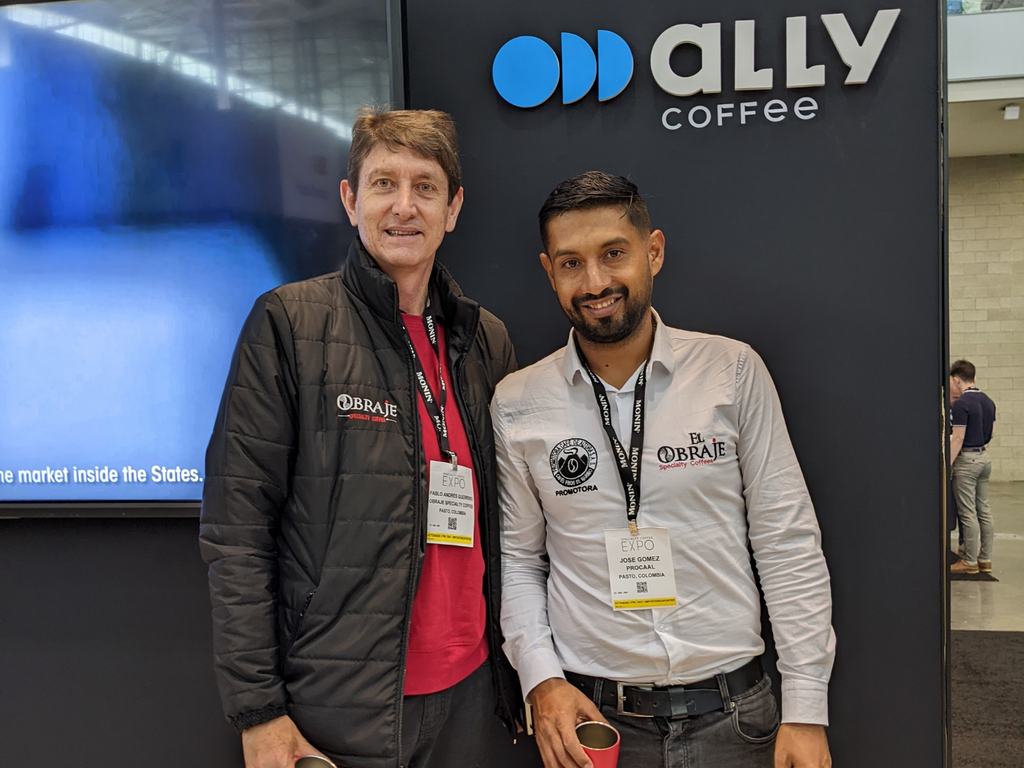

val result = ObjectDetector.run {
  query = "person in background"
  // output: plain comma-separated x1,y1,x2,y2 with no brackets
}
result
200,108,520,768
494,172,835,768
948,383,962,554
949,359,997,575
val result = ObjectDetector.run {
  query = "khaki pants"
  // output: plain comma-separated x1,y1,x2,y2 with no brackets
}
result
953,451,994,565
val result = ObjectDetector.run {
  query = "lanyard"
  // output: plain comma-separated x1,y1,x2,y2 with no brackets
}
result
574,332,651,536
403,312,458,470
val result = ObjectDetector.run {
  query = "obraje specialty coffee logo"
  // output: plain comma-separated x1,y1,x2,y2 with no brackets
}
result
658,432,728,469
336,393,398,424
491,10,900,132
550,438,598,494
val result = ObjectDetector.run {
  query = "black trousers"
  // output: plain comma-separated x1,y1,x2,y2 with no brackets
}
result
400,658,496,768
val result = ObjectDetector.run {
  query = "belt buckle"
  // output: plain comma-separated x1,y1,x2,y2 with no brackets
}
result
616,682,655,718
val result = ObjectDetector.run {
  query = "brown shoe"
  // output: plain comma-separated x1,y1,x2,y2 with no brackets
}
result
978,561,992,573
951,560,979,575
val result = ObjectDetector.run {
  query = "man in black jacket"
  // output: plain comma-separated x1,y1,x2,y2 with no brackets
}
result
200,109,519,768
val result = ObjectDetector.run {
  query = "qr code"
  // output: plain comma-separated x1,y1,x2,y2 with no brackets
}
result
447,517,458,531
636,581,648,594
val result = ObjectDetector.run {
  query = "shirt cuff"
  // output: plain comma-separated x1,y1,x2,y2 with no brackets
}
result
515,647,566,701
780,679,829,726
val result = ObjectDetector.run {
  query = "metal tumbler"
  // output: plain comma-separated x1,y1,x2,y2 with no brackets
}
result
295,756,338,768
576,720,620,768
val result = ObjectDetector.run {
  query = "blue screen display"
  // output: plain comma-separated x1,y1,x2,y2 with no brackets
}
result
0,2,387,502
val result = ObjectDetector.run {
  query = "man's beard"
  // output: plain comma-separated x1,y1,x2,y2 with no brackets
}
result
567,284,651,345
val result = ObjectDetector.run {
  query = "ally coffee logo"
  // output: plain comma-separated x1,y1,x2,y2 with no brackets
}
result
492,10,901,130
492,31,634,107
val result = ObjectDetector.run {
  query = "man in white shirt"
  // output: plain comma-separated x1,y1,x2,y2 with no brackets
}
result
493,172,835,768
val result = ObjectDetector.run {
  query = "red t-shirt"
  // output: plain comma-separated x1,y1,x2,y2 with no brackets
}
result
401,314,489,696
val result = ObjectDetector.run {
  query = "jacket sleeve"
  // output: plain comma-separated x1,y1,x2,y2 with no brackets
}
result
501,328,518,380
479,309,518,385
199,291,299,733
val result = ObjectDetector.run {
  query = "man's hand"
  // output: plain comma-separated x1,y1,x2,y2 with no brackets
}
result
774,723,831,768
529,677,607,768
242,715,329,768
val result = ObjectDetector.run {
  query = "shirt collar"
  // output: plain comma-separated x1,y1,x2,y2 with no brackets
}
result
561,308,676,386
400,288,445,322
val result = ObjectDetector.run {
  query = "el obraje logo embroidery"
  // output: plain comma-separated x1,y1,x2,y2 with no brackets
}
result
658,432,728,469
491,9,900,131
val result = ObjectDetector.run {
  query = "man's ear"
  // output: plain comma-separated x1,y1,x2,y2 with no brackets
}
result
648,229,666,278
340,180,359,227
539,252,558,291
445,186,465,233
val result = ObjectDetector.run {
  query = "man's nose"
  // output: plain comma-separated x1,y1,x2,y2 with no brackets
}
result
391,184,417,218
581,260,613,295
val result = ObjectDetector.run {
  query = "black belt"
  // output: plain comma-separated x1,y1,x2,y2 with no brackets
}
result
961,446,986,453
565,657,763,719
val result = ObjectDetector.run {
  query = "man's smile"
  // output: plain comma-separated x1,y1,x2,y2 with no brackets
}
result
581,295,621,317
576,290,625,319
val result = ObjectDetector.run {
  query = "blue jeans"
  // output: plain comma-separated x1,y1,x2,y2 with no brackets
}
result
596,674,780,767
953,451,993,565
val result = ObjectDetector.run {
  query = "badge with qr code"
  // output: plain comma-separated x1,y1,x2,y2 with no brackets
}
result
426,461,475,547
604,527,677,610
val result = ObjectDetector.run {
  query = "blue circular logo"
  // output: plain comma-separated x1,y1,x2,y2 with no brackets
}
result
492,36,560,108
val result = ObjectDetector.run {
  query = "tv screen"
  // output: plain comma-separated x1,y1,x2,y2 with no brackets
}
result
0,0,392,504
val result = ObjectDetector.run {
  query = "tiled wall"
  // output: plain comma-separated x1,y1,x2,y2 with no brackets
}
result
949,154,1024,481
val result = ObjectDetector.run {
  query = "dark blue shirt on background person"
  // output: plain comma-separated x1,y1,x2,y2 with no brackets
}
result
952,387,996,448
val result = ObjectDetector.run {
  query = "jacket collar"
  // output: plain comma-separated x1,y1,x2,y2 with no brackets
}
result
341,237,480,354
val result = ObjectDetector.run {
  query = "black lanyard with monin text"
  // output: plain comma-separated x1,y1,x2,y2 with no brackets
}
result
574,333,651,536
403,312,458,470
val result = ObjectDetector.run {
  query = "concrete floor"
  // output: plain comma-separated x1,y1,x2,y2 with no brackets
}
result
951,482,1024,632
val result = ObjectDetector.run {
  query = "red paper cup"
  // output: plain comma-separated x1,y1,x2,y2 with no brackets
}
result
576,720,620,768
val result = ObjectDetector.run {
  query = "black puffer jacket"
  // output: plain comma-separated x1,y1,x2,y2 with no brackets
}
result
199,239,520,767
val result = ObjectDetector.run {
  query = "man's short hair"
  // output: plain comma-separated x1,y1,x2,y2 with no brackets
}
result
538,172,652,251
347,107,461,202
950,359,976,382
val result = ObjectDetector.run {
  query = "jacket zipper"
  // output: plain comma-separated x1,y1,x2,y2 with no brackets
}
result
395,340,426,765
451,353,518,736
300,589,315,616
286,589,317,655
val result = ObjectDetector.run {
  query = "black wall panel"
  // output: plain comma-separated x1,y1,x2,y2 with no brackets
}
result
0,517,535,767
0,518,242,767
406,1,945,765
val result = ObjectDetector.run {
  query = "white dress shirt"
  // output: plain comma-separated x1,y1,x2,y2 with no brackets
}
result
492,313,836,725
